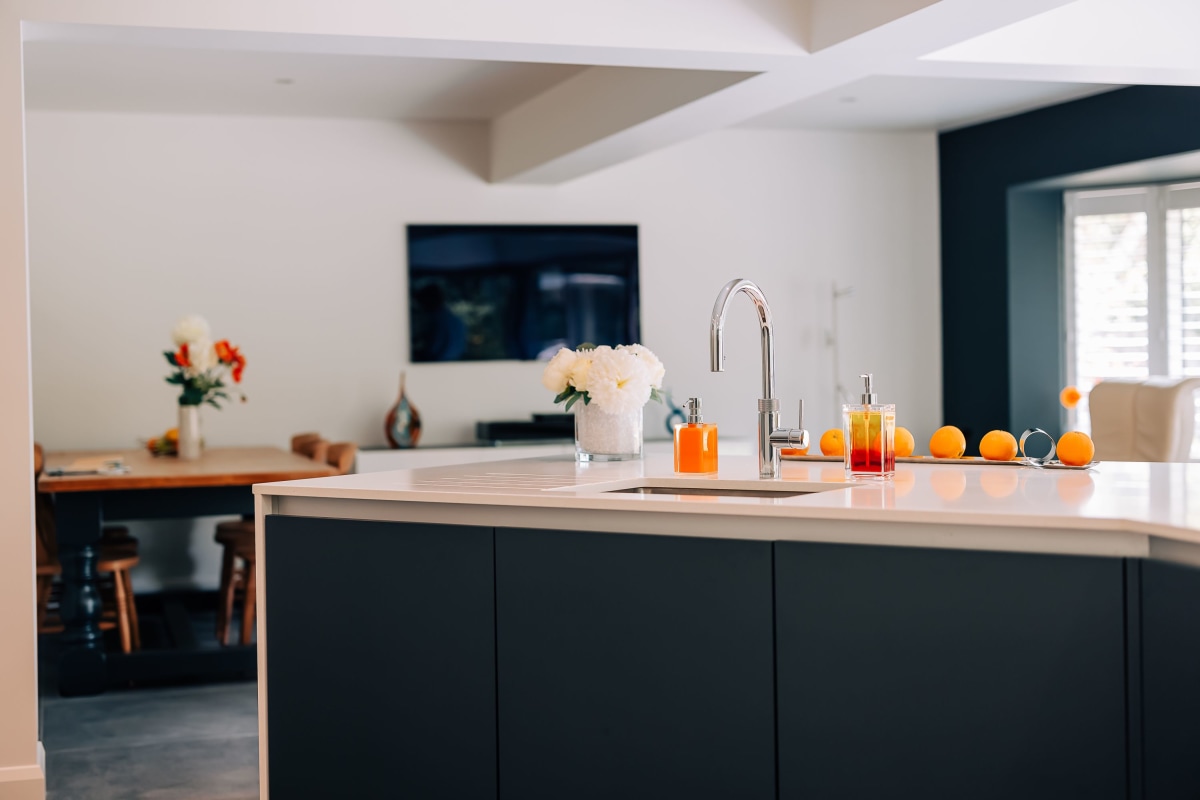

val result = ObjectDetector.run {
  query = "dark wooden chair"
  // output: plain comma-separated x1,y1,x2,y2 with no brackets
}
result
34,443,142,653
214,435,356,645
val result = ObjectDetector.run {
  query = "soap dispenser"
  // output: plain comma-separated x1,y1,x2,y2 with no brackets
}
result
843,374,896,479
674,397,719,474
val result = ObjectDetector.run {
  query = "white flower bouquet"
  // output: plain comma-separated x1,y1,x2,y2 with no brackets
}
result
542,344,665,414
543,344,664,460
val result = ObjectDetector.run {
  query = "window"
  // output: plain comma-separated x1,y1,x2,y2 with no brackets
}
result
1065,183,1200,459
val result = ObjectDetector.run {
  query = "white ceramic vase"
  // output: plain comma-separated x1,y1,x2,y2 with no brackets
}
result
574,403,643,462
178,403,203,460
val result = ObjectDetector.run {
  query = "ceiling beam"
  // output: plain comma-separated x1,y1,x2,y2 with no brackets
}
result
490,0,1073,184
490,67,755,183
21,0,808,73
888,58,1200,88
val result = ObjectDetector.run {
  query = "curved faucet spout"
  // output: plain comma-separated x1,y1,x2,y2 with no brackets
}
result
709,278,776,400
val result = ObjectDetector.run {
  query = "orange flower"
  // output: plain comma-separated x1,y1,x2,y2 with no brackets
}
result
176,344,191,368
231,353,246,383
1060,386,1082,409
214,339,234,364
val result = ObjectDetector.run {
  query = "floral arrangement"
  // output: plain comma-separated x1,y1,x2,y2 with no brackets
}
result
542,343,665,415
164,314,247,408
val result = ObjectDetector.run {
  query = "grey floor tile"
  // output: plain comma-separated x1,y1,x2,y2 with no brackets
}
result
46,734,258,800
44,683,258,754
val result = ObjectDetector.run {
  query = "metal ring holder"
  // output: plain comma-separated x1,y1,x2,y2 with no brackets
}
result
1019,428,1057,466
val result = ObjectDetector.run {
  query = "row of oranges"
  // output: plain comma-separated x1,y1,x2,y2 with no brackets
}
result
793,425,1095,467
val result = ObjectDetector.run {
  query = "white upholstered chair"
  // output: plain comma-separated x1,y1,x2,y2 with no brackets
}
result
1088,377,1200,462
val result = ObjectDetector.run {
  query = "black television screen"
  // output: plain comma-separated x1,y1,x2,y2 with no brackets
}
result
407,224,640,363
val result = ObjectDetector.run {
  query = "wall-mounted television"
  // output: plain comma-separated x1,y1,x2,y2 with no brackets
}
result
407,224,640,363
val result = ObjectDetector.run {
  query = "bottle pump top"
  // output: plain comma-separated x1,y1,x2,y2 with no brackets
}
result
860,374,878,405
686,397,703,424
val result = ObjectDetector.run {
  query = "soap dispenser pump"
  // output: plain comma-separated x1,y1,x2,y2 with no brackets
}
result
842,373,896,479
674,397,719,474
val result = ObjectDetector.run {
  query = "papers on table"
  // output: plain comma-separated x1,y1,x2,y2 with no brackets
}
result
46,456,131,477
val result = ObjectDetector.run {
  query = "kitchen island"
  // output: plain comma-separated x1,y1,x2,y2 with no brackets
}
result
253,455,1200,800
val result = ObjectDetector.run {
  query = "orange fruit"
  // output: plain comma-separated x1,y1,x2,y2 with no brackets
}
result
864,424,907,455
819,428,844,457
1057,431,1095,466
780,447,809,456
929,425,966,459
1060,386,1082,409
979,430,1018,461
165,427,180,444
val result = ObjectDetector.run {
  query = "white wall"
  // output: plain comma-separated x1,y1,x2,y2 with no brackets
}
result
26,110,940,589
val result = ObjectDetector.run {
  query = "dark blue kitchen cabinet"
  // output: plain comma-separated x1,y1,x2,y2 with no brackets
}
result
260,513,1200,800
1141,559,1200,799
494,528,776,800
774,541,1127,800
264,516,496,800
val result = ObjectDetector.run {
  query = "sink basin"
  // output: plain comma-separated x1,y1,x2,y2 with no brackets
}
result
608,486,814,499
552,477,851,499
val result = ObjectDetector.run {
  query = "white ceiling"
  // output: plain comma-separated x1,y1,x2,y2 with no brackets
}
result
926,0,1200,72
742,75,1120,132
23,42,586,120
18,1,1200,182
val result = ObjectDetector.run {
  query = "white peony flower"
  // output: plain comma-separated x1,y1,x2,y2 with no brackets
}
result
569,345,610,394
618,344,665,389
541,348,578,394
185,338,218,375
172,314,211,346
584,347,651,414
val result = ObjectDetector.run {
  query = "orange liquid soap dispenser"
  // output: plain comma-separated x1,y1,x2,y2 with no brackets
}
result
674,397,719,474
843,373,896,480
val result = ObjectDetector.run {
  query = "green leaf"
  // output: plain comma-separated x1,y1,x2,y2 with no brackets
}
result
649,388,663,404
206,398,222,410
164,351,179,366
563,393,581,412
553,388,575,405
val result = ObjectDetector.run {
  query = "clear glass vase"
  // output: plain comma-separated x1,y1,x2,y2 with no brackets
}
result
178,403,203,460
575,403,643,462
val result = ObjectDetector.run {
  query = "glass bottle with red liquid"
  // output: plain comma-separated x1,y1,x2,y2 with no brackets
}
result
843,373,896,479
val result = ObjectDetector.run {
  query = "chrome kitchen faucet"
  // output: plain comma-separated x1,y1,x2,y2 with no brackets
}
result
709,278,809,479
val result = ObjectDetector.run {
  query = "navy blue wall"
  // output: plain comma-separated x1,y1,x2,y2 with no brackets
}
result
939,86,1200,449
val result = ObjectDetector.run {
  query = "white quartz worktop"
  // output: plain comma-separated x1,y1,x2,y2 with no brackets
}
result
255,455,1200,564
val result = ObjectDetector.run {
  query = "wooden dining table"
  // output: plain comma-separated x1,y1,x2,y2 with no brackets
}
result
38,446,336,697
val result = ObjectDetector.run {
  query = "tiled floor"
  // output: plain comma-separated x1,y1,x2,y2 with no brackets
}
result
38,596,260,799
42,682,259,800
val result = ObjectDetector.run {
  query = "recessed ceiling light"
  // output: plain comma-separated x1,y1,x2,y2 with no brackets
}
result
275,78,295,86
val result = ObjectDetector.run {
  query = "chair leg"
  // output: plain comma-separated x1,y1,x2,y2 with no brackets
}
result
122,570,141,651
240,558,257,646
112,568,132,654
216,544,237,646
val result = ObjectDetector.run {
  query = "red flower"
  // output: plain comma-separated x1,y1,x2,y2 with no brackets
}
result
231,353,246,383
214,339,234,364
176,344,191,368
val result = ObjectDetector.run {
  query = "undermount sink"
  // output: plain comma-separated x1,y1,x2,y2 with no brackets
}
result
607,485,815,499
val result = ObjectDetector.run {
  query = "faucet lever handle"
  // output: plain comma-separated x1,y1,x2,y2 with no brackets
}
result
797,399,804,430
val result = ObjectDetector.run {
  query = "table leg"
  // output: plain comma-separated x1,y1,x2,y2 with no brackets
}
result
55,492,107,696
